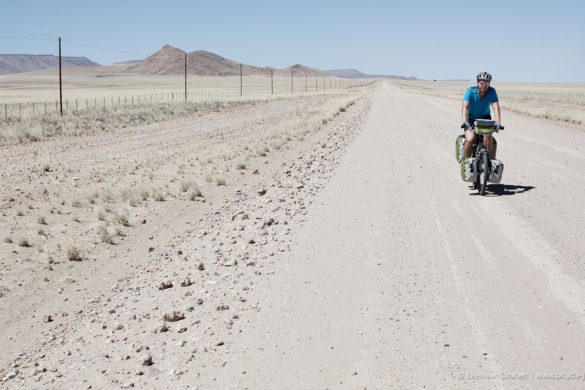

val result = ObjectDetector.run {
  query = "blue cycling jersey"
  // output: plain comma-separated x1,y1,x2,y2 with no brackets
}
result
464,86,498,120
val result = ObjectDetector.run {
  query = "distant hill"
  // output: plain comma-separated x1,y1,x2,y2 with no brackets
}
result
125,45,326,76
114,59,143,65
324,68,417,80
0,54,99,75
324,69,370,78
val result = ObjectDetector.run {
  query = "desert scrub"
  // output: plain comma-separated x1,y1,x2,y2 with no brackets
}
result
37,215,47,225
98,225,114,244
71,198,82,208
3,237,13,244
215,178,226,186
153,190,165,202
17,237,31,247
235,162,246,170
180,181,194,193
0,100,250,146
97,208,108,221
189,187,203,200
16,209,25,217
116,213,130,226
66,242,82,261
42,163,51,172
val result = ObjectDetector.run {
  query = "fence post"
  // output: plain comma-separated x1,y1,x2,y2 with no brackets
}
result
240,63,243,97
271,70,274,95
32,102,35,116
291,71,294,94
45,102,47,114
4,104,6,121
76,99,78,111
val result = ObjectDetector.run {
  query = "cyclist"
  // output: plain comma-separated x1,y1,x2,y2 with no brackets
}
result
461,72,503,158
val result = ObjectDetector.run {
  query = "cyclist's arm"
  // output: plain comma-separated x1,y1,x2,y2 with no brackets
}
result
461,100,470,124
492,101,501,124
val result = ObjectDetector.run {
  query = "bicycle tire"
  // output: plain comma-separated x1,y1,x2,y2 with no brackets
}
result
479,152,489,195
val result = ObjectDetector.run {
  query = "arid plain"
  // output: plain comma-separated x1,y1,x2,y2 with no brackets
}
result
2,68,585,388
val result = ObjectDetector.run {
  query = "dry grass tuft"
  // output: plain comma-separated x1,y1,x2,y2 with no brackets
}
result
189,187,203,200
37,215,47,225
98,225,114,244
17,237,31,247
215,178,226,186
116,213,130,226
67,242,82,261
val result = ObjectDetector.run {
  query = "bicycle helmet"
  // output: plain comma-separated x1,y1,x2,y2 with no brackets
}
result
477,72,492,82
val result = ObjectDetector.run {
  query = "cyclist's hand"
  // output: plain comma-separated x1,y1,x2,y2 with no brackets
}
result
494,123,504,132
461,122,471,130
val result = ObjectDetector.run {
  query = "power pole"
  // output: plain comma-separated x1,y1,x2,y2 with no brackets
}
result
59,37,63,116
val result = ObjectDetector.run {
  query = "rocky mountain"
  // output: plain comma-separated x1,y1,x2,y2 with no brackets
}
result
125,45,326,77
0,54,99,75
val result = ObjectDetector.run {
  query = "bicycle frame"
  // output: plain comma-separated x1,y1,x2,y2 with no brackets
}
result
472,122,495,195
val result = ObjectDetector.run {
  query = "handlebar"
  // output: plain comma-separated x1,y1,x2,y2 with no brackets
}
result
460,123,505,131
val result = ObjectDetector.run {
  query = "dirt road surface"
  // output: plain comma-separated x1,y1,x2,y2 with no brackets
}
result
2,82,585,389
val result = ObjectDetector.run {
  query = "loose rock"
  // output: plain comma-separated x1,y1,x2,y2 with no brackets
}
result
163,311,185,322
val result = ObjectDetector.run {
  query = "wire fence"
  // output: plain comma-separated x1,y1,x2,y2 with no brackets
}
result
0,75,374,122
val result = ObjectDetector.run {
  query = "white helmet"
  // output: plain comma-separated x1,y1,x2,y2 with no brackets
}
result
476,72,492,82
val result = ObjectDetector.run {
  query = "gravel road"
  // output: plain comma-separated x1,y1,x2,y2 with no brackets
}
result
2,82,585,389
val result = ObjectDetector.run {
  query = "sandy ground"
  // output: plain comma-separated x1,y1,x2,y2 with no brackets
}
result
2,82,585,389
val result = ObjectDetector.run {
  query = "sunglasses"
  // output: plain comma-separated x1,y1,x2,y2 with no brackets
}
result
477,81,490,86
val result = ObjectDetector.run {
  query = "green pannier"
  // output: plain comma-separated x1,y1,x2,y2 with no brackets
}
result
455,135,497,161
460,157,477,182
455,134,465,163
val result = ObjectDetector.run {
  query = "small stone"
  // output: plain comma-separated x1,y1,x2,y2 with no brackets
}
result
158,280,173,290
156,323,169,333
163,311,185,322
180,278,192,287
141,354,153,366
2,370,18,382
223,259,237,267
196,262,205,271
148,247,154,252
178,327,187,333
43,315,53,323
114,322,124,330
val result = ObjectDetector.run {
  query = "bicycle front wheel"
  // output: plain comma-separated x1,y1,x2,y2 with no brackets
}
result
479,153,489,195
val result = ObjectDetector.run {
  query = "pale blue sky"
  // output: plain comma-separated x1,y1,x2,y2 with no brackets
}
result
2,0,584,82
